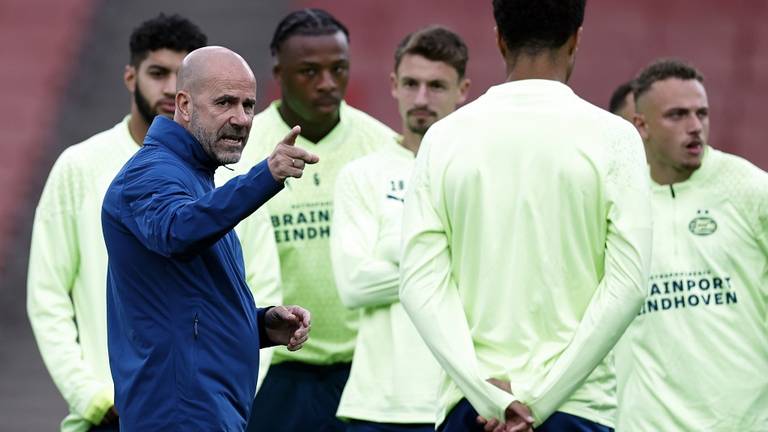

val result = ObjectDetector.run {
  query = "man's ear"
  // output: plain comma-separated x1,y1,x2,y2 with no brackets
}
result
457,78,471,105
568,26,583,57
272,60,282,82
124,64,137,93
494,26,508,59
390,72,398,99
176,91,192,122
634,112,649,141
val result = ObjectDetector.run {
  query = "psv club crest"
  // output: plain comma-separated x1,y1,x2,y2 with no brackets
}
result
689,209,717,236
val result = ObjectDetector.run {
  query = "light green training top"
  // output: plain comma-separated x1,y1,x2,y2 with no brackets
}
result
399,80,653,427
232,101,396,365
332,140,440,423
27,117,137,432
616,147,768,431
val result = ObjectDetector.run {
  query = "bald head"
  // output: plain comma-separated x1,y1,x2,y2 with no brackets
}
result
177,46,255,94
174,46,258,166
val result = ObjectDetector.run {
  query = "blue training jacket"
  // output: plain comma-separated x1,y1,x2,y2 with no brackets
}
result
102,116,282,431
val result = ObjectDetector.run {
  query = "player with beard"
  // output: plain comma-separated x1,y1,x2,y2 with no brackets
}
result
224,8,396,432
26,14,206,432
330,26,470,431
616,59,768,431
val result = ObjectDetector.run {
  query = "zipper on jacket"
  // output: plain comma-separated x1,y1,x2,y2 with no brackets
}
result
193,313,199,339
669,184,678,256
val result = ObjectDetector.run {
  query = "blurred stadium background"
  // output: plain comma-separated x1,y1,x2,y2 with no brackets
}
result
0,0,766,429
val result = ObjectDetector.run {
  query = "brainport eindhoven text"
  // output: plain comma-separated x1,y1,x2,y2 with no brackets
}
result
638,272,738,315
271,209,331,243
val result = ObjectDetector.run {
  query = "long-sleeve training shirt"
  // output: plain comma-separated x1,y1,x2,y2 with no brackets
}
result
332,141,440,424
27,116,137,432
102,116,281,430
230,101,395,365
616,147,768,431
399,80,653,427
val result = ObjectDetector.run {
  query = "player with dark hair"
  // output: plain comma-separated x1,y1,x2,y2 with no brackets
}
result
126,13,208,139
609,80,635,121
399,1,652,431
27,13,206,432
224,8,396,432
616,58,768,431
331,25,470,431
268,8,350,57
394,25,469,81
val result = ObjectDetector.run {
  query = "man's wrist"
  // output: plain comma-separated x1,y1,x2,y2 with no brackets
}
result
257,306,277,347
82,385,114,424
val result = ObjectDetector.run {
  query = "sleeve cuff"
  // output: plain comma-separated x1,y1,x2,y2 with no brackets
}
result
82,384,114,425
511,386,543,426
246,159,284,202
257,306,278,348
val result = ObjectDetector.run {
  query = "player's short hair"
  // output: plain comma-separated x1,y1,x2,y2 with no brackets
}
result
129,13,207,67
270,9,349,56
633,59,704,100
393,26,469,79
609,80,635,114
492,0,586,56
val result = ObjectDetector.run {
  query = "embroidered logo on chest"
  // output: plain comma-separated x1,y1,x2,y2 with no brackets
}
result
688,209,717,236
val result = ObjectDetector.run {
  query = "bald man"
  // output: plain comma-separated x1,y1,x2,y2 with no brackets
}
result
102,46,318,431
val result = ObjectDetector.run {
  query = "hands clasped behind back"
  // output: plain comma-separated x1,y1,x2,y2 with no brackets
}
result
267,126,320,182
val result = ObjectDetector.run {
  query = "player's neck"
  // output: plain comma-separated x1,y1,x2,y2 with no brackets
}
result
278,102,339,144
649,162,695,185
400,129,421,156
504,51,570,84
127,109,149,147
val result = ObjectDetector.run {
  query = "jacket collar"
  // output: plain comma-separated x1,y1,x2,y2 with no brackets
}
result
144,116,219,173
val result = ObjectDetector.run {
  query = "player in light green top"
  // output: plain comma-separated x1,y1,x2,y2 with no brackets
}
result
616,59,768,431
399,1,653,431
26,15,207,432
331,26,470,430
234,9,395,432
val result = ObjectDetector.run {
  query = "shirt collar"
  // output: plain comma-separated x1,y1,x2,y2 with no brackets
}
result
144,116,218,173
486,79,575,97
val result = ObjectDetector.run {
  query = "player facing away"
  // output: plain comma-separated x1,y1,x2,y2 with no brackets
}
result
228,9,396,432
616,59,768,431
398,1,653,431
331,26,470,431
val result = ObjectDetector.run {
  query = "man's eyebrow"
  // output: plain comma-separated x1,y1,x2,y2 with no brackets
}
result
146,64,171,71
214,95,238,103
663,106,689,113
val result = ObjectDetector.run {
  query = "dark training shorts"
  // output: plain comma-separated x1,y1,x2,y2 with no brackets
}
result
246,361,351,432
346,419,434,432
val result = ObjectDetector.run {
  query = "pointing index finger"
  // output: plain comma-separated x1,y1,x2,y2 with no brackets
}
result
282,125,301,146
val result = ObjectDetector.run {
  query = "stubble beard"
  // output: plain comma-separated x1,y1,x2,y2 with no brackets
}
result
189,110,244,166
